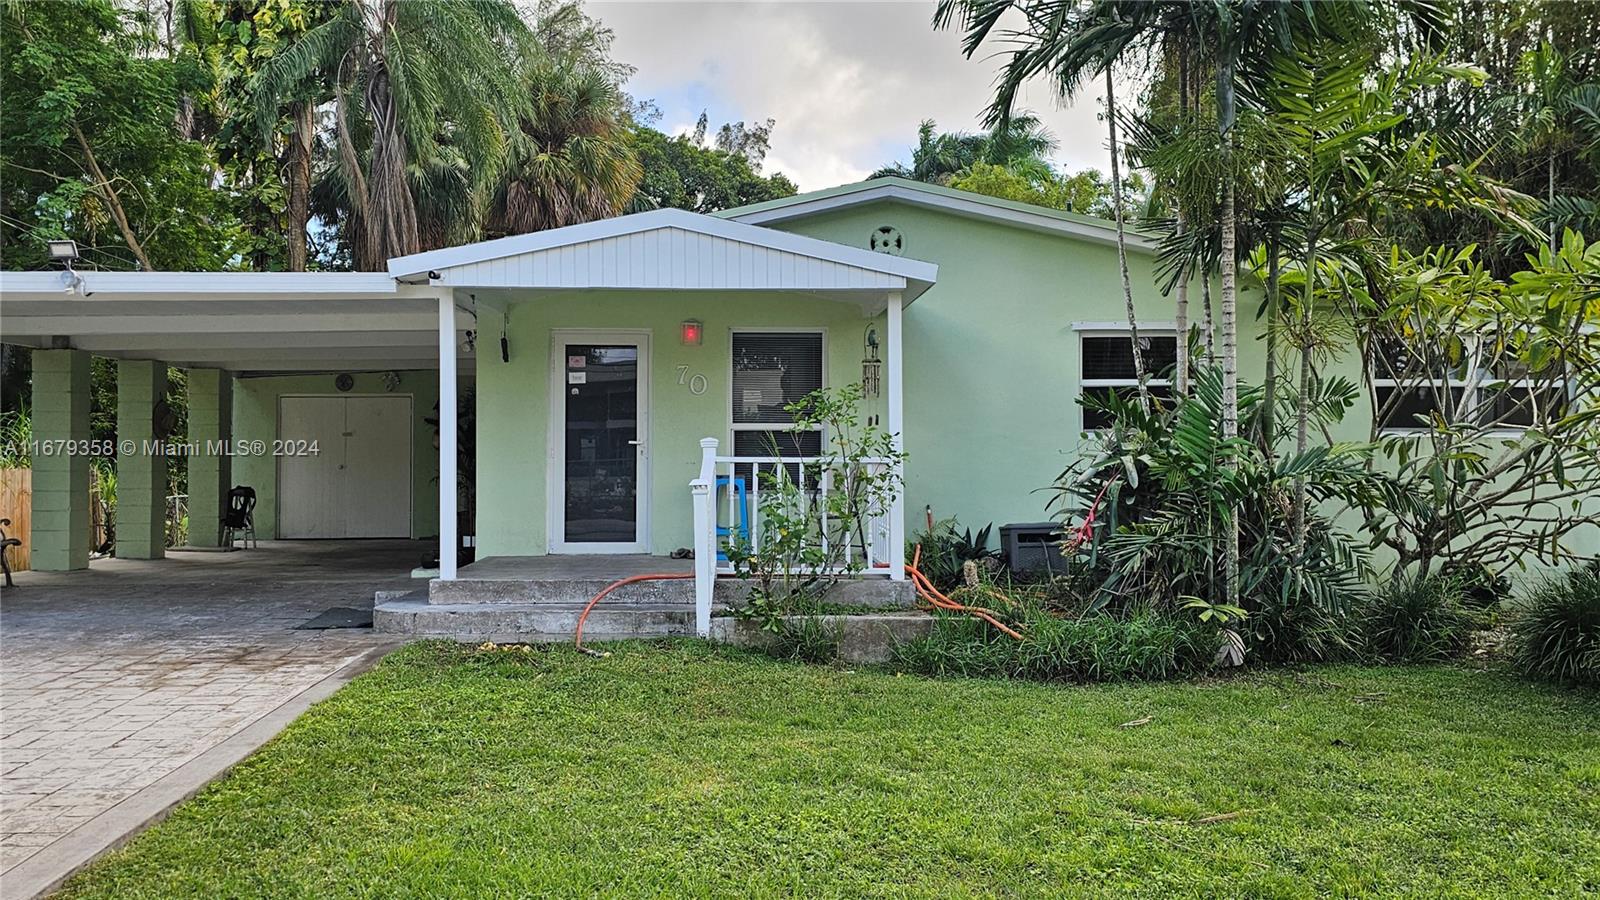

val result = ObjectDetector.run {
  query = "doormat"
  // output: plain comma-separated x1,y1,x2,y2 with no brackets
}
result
295,607,373,630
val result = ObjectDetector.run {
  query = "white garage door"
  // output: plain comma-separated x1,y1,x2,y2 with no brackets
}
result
278,396,413,538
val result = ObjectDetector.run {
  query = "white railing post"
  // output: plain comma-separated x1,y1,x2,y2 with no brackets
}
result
690,437,719,637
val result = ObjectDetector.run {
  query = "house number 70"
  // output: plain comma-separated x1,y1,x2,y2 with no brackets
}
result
676,365,708,395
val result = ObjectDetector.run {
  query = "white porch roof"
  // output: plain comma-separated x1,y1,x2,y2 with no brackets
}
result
388,207,937,309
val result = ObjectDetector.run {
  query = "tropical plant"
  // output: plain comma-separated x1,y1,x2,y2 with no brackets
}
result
1508,561,1600,686
1052,365,1387,662
1360,575,1481,663
908,517,1001,593
1353,236,1600,579
485,60,641,236
871,114,1058,184
254,0,530,269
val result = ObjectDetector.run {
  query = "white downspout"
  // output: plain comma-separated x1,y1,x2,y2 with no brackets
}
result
886,290,906,580
438,291,458,580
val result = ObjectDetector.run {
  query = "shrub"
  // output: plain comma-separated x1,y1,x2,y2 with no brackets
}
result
1509,563,1600,686
1360,576,1481,663
893,607,1216,683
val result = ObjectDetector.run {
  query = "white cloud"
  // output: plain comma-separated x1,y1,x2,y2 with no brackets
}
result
594,0,1120,191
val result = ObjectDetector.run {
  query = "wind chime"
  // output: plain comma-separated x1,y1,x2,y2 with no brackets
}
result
862,325,882,398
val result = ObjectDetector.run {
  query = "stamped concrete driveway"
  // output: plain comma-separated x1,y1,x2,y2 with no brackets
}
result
0,540,423,898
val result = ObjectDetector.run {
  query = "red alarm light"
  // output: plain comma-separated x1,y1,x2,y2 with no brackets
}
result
681,319,703,345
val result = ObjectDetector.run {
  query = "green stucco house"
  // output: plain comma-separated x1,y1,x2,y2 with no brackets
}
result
3,177,1586,635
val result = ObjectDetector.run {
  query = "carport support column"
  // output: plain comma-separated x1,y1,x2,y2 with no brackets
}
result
115,359,167,559
30,349,92,571
438,292,458,580
887,290,906,581
184,368,232,548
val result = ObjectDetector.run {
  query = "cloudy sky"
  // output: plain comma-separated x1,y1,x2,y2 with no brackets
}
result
595,1,1115,191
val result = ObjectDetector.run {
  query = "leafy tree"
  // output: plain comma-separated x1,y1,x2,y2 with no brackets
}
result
0,0,236,271
871,114,1056,183
1354,235,1600,578
628,126,796,214
254,0,529,269
946,162,1136,217
213,0,335,271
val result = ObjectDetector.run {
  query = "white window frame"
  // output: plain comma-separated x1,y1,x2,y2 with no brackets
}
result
1077,327,1177,431
1370,335,1570,436
728,327,828,457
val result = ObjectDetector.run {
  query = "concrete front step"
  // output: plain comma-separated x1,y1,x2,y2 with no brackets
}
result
427,576,916,608
428,576,696,606
374,596,694,641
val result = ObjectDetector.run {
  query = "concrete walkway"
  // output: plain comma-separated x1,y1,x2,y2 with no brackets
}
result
0,541,421,898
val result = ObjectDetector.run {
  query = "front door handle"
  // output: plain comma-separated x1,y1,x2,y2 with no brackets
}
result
628,440,643,446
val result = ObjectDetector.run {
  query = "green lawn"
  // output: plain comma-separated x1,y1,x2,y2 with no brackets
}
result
62,642,1599,899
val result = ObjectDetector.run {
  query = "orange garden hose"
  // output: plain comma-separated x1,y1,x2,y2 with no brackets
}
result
907,545,1025,641
574,572,695,656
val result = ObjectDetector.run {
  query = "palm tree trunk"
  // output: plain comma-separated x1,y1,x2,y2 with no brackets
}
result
1292,213,1318,568
1261,225,1281,459
1105,69,1148,403
285,101,314,272
361,71,421,270
1174,210,1190,396
1201,271,1215,363
1220,171,1240,606
1174,43,1192,396
1548,146,1557,254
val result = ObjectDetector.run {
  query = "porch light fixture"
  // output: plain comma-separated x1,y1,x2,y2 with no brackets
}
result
680,319,704,346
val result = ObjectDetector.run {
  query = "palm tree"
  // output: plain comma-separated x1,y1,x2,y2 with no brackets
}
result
935,0,1389,604
486,62,642,236
257,0,529,270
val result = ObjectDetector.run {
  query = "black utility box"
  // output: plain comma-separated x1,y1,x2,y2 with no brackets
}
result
1000,522,1068,576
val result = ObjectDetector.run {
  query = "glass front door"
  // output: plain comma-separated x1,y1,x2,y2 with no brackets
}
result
558,341,645,550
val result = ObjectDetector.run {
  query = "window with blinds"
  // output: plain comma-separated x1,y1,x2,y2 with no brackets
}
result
731,332,824,470
1080,332,1177,429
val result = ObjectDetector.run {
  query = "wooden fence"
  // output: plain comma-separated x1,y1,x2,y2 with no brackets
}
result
0,467,31,571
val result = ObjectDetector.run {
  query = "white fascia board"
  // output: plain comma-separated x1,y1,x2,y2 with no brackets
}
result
0,270,401,300
386,207,938,286
727,183,1156,253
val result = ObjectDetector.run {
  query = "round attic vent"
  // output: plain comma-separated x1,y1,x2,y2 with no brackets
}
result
869,225,904,256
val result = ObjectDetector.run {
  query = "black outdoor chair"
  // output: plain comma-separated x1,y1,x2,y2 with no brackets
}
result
0,517,20,587
223,486,258,549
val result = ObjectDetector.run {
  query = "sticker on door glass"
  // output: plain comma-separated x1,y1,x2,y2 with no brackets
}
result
568,372,587,384
568,355,586,368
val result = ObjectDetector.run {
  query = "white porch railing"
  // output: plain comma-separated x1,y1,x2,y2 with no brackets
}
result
689,437,897,636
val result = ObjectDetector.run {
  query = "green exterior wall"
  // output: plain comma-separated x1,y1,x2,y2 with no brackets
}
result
231,371,440,540
184,368,232,548
113,359,166,559
29,349,92,571
763,202,1266,534
765,198,1598,566
474,293,885,557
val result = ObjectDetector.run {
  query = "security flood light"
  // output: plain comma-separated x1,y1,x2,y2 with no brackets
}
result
47,239,80,263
